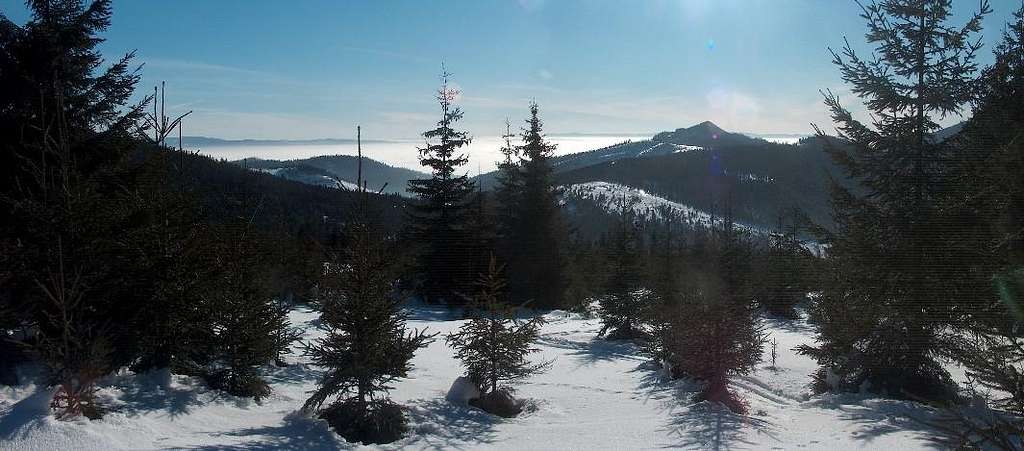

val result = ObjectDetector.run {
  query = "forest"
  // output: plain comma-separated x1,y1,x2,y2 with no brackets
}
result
1,0,1023,449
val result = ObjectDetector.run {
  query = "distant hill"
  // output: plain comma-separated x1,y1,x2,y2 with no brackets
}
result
180,136,391,147
475,121,764,189
556,135,845,232
234,155,427,196
135,147,406,236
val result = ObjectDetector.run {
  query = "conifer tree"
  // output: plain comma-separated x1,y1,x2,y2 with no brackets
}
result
654,215,766,413
406,70,476,303
202,223,294,402
799,0,990,402
466,184,497,298
505,102,567,309
306,165,434,444
446,256,548,417
760,208,811,319
643,208,686,362
494,118,522,264
0,0,156,416
598,196,647,339
936,7,1024,442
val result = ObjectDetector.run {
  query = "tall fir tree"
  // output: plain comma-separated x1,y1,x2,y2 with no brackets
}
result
406,70,477,303
939,3,1024,422
494,118,522,266
0,0,156,415
505,102,567,309
799,0,991,402
466,182,497,299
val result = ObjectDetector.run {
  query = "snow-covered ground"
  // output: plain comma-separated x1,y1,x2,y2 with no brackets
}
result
0,302,968,450
564,181,766,236
564,181,830,257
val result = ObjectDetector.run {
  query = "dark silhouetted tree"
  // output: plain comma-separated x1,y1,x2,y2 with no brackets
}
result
598,196,647,339
799,0,991,402
504,102,567,309
406,70,476,303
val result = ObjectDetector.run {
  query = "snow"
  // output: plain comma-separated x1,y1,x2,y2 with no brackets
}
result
0,304,980,450
563,181,766,236
564,181,830,256
334,179,360,191
444,377,481,406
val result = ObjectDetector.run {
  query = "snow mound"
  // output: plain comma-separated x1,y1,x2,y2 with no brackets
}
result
445,376,481,406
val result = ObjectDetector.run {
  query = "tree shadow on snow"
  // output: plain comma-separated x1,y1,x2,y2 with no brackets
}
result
401,397,501,450
188,411,350,450
402,303,459,322
635,365,780,450
111,373,204,419
806,396,944,448
262,362,322,387
535,334,645,368
662,401,777,450
0,386,55,440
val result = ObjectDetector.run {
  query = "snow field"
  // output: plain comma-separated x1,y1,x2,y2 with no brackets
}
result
1,304,963,450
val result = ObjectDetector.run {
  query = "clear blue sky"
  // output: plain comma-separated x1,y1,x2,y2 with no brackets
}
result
2,0,1019,140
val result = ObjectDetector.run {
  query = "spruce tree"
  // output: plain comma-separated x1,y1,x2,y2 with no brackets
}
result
466,185,497,299
937,7,1024,441
0,0,155,416
760,208,811,319
305,179,434,444
202,223,294,402
406,70,476,303
799,0,990,402
598,196,647,339
446,256,549,417
654,215,766,414
494,118,522,266
505,102,567,309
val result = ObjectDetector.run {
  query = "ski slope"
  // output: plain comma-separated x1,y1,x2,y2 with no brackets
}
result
0,303,971,450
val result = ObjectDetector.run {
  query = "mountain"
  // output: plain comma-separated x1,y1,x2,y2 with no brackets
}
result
234,155,427,196
652,120,758,148
556,135,843,232
475,121,835,231
179,136,389,147
135,147,406,235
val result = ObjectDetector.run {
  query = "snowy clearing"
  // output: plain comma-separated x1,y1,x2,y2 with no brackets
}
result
0,303,965,450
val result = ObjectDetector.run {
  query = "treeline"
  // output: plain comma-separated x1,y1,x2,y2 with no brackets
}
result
0,0,393,418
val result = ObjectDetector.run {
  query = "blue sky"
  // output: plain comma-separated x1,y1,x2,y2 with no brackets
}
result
2,0,1019,140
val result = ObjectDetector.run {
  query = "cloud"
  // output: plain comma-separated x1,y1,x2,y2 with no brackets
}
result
538,69,553,80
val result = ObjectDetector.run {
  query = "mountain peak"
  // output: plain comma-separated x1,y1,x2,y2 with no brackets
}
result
652,121,752,147
692,121,725,134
